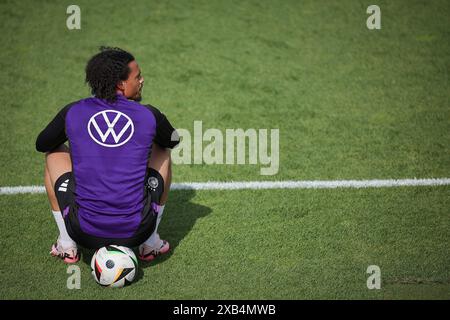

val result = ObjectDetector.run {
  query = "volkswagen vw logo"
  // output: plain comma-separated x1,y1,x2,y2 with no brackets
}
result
87,110,134,147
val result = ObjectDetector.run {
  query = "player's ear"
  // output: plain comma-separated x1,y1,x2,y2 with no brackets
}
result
117,81,126,92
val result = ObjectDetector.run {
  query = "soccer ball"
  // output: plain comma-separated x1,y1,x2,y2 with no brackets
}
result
91,245,138,288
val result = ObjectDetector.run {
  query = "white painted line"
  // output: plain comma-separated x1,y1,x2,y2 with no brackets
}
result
0,186,47,195
1,178,450,195
172,178,450,190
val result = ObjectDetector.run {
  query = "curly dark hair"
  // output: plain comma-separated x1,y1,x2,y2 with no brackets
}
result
85,47,135,102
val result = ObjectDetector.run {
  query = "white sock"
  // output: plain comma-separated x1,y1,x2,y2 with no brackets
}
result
52,210,76,249
144,204,165,248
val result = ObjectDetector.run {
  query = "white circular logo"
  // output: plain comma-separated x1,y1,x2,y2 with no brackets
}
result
87,110,134,147
148,177,159,190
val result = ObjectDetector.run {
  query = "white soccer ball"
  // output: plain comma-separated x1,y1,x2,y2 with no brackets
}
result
91,245,138,288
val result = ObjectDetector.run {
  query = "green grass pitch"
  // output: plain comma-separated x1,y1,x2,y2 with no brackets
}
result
0,0,449,299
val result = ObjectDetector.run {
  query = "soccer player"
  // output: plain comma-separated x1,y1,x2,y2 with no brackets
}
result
35,47,179,263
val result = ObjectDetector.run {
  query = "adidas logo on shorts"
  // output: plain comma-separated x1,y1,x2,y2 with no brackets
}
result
58,179,70,192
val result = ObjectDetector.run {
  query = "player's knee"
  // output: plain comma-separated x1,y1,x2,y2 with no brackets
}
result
45,145,70,161
153,143,170,159
148,144,171,170
48,144,69,154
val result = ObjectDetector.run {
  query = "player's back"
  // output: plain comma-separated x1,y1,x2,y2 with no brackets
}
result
65,95,157,239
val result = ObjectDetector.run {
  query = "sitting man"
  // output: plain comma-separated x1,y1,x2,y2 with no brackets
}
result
35,47,179,263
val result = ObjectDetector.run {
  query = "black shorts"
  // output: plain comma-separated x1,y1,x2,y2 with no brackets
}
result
54,168,164,249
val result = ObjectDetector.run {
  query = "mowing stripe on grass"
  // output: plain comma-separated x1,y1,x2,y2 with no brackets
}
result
1,178,450,195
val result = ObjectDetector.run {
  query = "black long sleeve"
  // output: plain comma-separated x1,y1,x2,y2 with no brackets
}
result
35,102,75,152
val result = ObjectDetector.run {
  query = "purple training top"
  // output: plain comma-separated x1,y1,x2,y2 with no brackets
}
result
36,95,178,238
